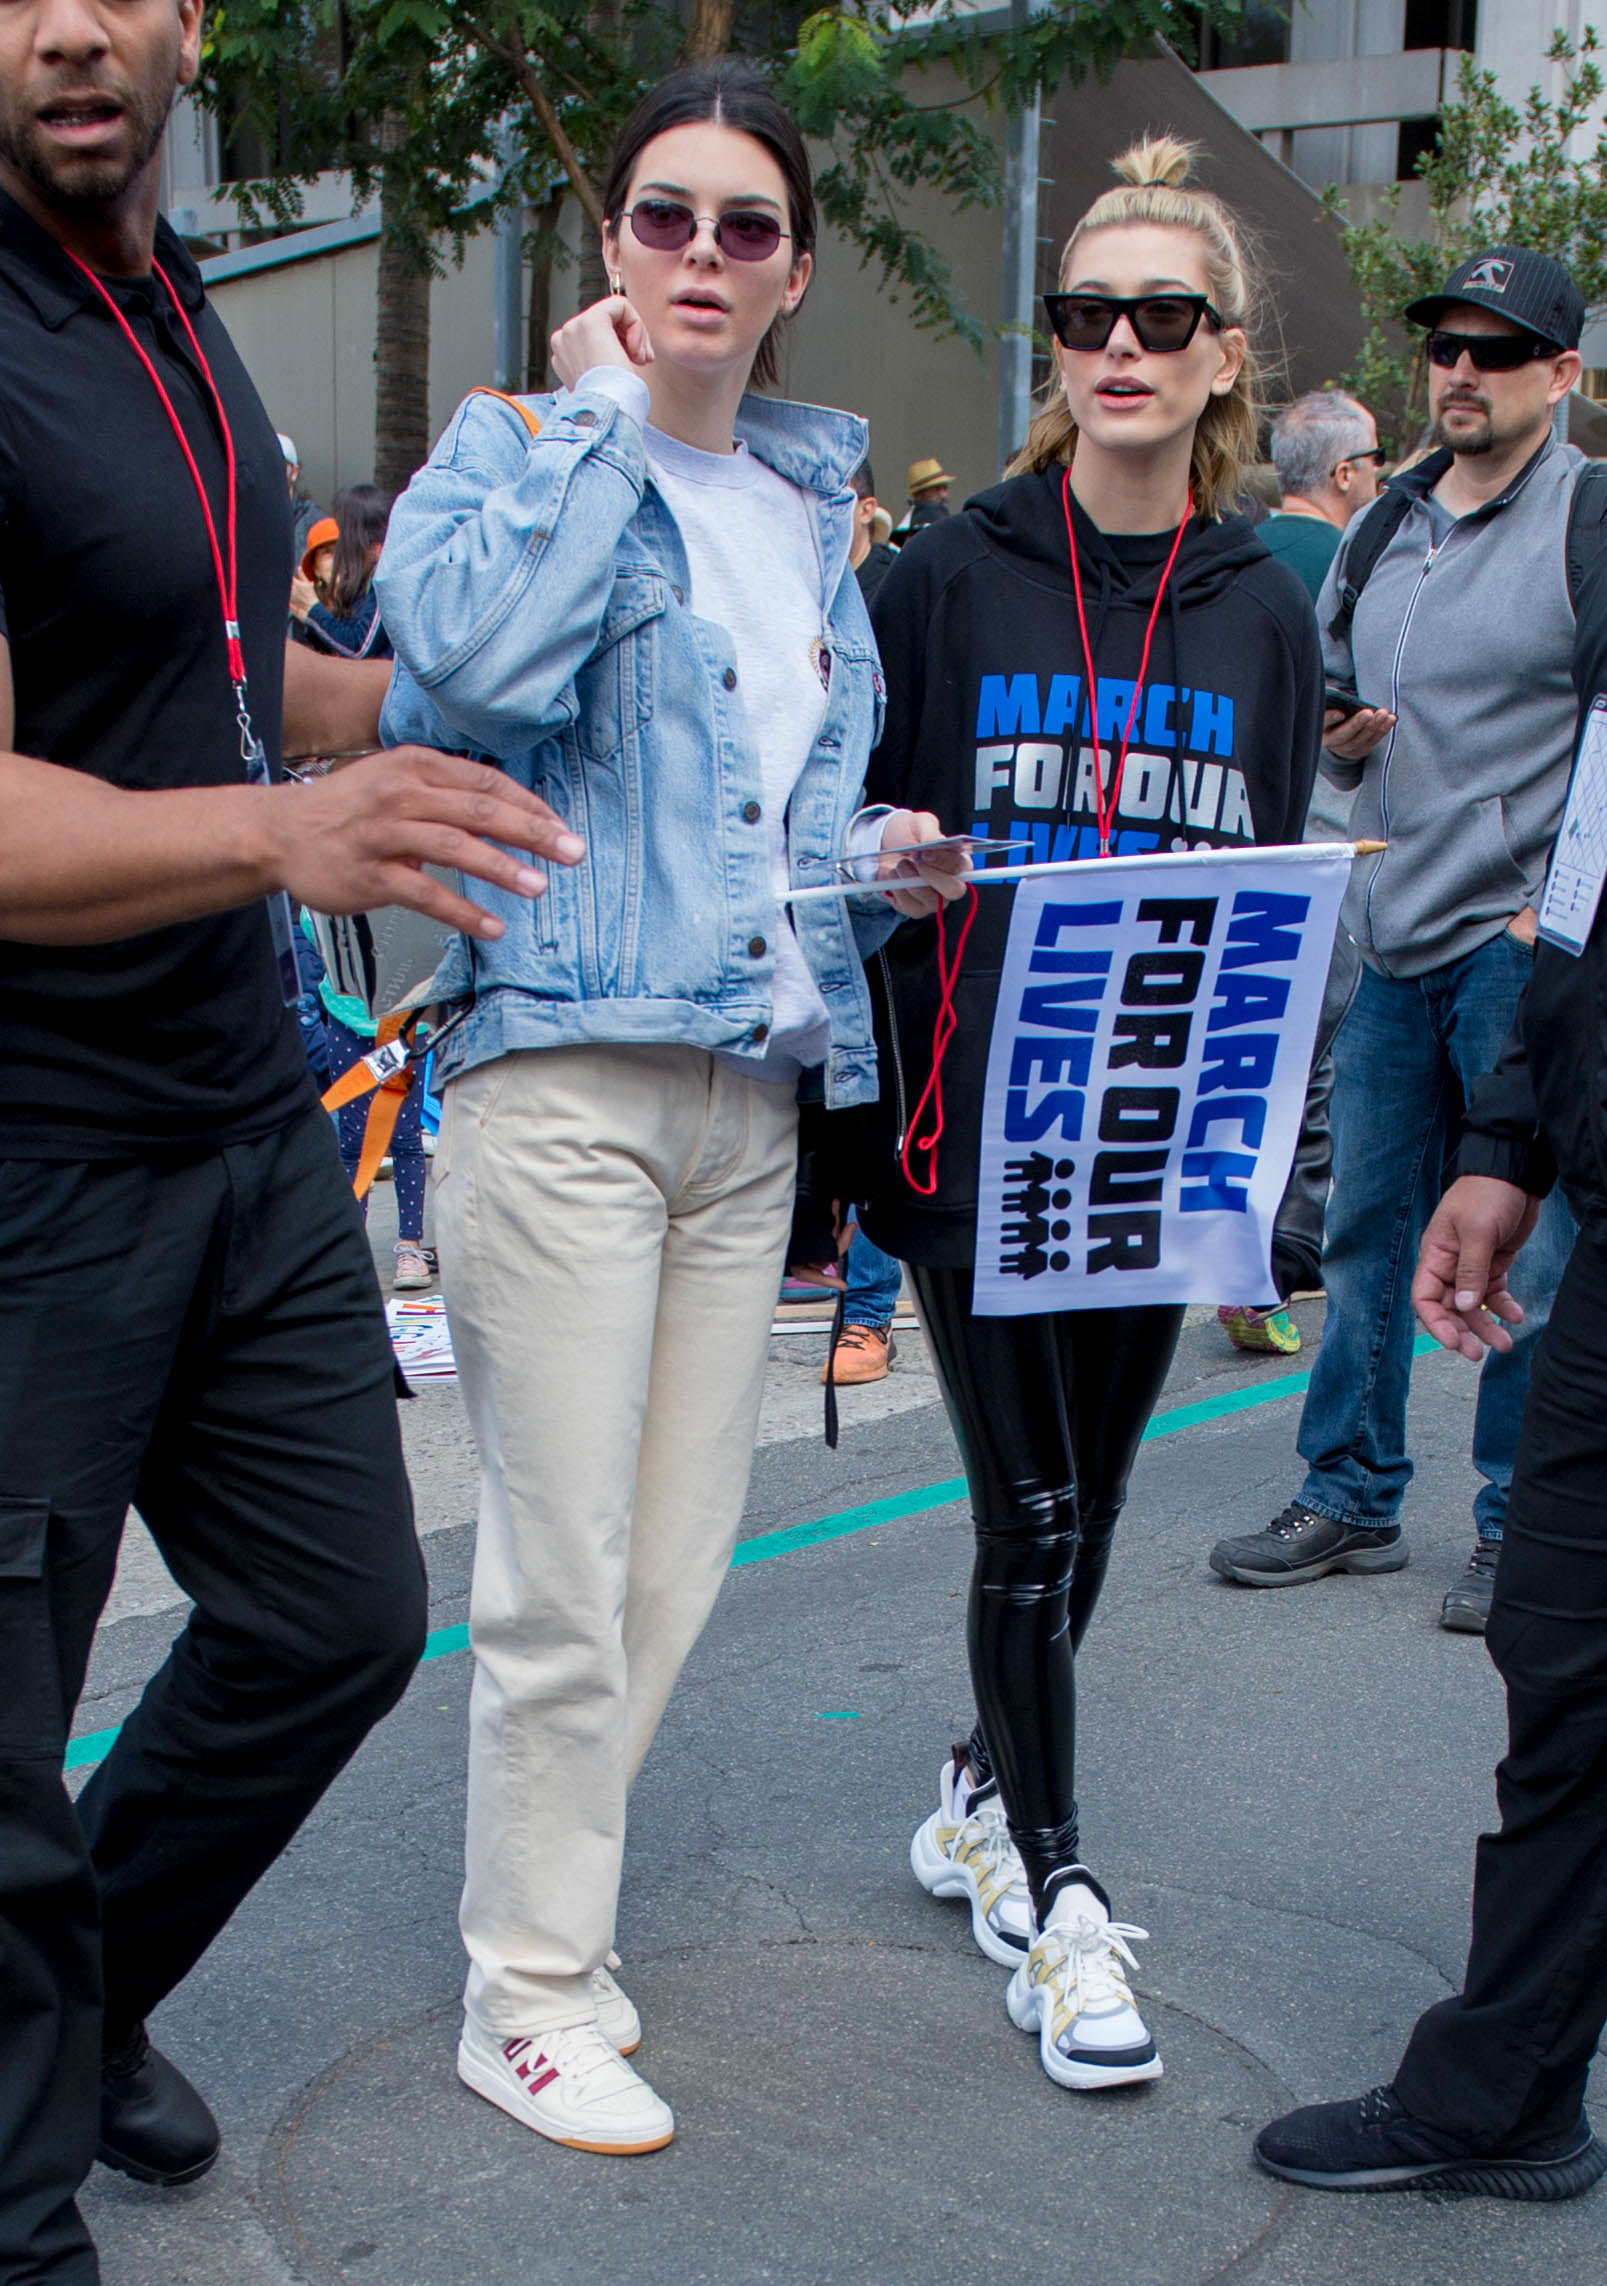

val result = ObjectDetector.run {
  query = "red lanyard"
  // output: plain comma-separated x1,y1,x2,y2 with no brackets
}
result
1061,466,1191,856
65,249,301,1001
65,251,258,743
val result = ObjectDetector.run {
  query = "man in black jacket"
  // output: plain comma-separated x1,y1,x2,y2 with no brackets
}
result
1251,556,1607,2202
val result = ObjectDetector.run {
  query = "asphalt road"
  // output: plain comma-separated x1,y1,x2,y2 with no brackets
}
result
71,1191,1607,2286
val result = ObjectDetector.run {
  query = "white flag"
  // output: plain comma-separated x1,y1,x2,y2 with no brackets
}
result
973,850,1350,1314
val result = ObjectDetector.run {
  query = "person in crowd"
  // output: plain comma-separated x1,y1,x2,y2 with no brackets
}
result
278,429,323,559
1259,390,1383,601
376,59,962,2159
1252,552,1607,2205
293,484,393,660
849,455,897,604
861,135,1321,2092
820,1217,904,1385
289,512,337,645
891,454,953,542
1213,388,1379,1359
1209,247,1591,1635
0,0,583,2268
302,916,432,1288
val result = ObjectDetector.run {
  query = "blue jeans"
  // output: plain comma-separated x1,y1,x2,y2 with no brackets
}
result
845,1223,902,1329
1296,932,1576,1541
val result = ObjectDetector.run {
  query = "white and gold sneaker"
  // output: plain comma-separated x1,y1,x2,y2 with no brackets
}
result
1005,1877,1162,2091
457,2017,674,2154
909,1753,1032,1967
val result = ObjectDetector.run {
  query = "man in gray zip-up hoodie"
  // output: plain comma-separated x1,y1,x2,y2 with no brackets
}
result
1210,246,1586,1633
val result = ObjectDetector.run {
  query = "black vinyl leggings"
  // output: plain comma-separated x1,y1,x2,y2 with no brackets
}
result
911,1266,1185,1921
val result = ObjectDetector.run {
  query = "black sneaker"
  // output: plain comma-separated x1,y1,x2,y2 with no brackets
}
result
1209,1502,1407,1587
1255,2083,1607,2200
1440,1540,1499,1634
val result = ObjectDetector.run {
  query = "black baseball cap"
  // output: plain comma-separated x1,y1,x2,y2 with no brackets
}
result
1405,246,1585,351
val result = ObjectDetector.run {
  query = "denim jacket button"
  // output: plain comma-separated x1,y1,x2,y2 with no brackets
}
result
572,409,598,429
752,1023,769,1043
742,800,762,823
748,936,767,959
722,666,738,690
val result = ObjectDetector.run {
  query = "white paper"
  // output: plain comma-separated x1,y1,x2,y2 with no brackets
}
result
1538,695,1607,957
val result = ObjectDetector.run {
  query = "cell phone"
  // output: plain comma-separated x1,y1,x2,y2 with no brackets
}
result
1323,686,1376,721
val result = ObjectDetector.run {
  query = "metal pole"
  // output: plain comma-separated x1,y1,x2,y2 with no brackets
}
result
493,124,523,391
997,0,1045,478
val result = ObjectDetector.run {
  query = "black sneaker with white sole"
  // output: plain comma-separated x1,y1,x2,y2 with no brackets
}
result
1440,1539,1499,1633
1209,1502,1407,1587
1255,2083,1607,2200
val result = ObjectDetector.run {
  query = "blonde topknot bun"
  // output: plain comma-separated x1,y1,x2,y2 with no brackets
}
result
1111,134,1198,190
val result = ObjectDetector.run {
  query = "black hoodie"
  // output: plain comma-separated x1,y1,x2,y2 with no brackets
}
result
858,465,1324,1266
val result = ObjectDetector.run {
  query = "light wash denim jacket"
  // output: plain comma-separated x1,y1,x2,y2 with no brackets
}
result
375,379,895,1107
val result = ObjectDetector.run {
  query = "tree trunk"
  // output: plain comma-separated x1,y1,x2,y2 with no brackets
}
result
374,112,432,494
681,0,734,61
525,193,563,392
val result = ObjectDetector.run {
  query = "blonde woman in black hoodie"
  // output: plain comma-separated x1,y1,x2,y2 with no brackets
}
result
864,138,1322,2091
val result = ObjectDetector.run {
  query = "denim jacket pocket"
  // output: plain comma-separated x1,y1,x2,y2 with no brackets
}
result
573,572,665,761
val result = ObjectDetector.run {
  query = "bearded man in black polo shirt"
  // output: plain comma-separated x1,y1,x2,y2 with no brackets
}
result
0,0,585,2278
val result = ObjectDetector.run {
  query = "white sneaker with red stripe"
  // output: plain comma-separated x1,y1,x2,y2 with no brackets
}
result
457,2017,674,2154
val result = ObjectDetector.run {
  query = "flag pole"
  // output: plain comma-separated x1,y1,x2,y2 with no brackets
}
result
782,839,1386,907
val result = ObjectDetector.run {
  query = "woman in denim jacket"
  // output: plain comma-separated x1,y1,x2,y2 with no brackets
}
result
375,61,962,2157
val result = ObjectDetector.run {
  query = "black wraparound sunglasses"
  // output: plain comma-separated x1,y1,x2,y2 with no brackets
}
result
1332,446,1387,474
1424,328,1556,372
1043,291,1225,353
623,199,790,263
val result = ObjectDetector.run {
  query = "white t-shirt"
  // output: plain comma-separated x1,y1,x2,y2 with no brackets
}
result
579,366,838,1082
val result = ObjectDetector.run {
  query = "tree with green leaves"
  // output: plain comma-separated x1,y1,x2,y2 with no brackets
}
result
196,0,1233,482
1325,28,1607,453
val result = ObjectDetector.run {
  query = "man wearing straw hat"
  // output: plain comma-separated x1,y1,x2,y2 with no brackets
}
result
892,453,953,545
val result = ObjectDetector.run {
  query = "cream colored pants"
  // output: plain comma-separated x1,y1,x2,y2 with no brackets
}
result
434,1044,798,2035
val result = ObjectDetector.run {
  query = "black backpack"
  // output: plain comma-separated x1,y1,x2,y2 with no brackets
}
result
1327,449,1607,644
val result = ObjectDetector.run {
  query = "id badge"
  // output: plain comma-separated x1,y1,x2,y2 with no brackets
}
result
1538,695,1607,957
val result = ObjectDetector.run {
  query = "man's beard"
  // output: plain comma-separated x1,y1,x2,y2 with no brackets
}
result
0,79,172,215
1429,395,1494,456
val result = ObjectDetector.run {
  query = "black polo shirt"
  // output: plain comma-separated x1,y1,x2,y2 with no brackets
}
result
0,189,313,1157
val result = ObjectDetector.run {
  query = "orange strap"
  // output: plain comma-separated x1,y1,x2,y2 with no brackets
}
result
320,1011,418,1201
467,385,543,439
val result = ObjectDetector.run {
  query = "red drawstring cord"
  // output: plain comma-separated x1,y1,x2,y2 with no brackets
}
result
900,882,979,1197
1061,466,1190,856
62,254,247,689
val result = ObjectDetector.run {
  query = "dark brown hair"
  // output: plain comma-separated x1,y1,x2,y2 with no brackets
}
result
601,61,815,392
329,484,393,616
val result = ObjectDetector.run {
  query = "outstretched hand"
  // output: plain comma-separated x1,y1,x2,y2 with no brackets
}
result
1411,1174,1539,1360
265,747,585,940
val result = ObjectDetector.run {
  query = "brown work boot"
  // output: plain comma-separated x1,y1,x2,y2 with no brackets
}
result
821,1324,895,1386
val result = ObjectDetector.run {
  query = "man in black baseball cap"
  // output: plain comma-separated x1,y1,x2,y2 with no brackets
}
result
1404,243,1586,353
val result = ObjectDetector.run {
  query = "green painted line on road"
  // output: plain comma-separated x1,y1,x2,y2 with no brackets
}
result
62,1331,1443,1774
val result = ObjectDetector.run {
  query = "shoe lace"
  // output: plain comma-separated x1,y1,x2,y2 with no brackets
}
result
538,2022,637,2095
1037,1904,1149,2019
1470,1542,1500,1578
838,1324,884,1351
1267,1502,1318,1541
956,1799,1026,1906
1358,2085,1400,2126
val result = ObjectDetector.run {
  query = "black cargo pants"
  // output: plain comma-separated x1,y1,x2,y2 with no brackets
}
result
0,1107,426,2283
